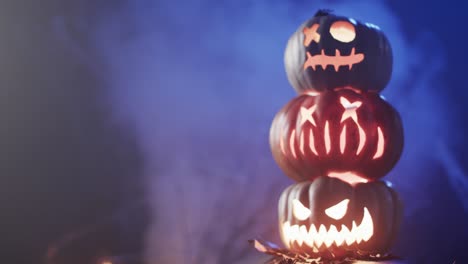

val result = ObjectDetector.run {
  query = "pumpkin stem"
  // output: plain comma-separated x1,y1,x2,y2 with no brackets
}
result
314,9,333,17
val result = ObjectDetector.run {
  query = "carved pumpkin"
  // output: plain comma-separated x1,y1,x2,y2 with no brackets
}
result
284,10,392,93
270,89,403,182
278,176,402,255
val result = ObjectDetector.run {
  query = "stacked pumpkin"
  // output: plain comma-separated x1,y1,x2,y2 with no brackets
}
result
270,10,404,257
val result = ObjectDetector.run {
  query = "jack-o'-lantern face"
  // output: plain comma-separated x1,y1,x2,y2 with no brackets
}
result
302,20,363,72
278,177,402,255
286,197,374,248
270,89,403,182
284,10,393,93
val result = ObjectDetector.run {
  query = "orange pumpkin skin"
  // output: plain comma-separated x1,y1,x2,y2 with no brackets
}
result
278,177,403,256
270,89,403,182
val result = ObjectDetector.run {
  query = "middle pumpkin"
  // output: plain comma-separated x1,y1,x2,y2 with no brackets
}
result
270,89,403,183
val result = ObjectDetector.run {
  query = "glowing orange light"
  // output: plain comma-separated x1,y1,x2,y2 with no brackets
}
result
340,125,347,154
340,97,366,155
324,121,331,154
334,86,362,94
330,21,356,43
340,97,362,123
356,123,366,155
328,171,368,185
293,199,312,220
300,105,317,126
282,207,373,249
303,48,364,71
325,199,350,220
304,91,320,96
303,23,321,46
309,129,318,155
290,129,297,158
373,126,385,159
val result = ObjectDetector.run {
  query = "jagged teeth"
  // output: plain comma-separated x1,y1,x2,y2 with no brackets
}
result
361,208,373,241
353,221,361,244
329,225,342,245
325,225,338,247
317,224,326,247
282,207,374,250
298,225,308,246
342,224,354,245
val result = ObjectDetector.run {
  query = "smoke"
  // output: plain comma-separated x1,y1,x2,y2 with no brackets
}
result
59,0,466,263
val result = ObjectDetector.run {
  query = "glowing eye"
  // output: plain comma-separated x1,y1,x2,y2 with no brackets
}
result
330,21,356,43
325,199,349,220
292,199,311,220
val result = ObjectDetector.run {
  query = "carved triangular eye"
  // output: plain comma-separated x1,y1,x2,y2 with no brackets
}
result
292,199,311,220
325,199,349,220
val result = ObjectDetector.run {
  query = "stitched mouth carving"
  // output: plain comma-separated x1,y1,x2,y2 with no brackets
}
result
303,48,364,71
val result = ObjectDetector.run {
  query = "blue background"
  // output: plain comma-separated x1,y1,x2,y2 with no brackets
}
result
0,0,467,263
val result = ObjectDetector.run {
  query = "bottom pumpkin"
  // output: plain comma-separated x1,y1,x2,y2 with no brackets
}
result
278,176,402,256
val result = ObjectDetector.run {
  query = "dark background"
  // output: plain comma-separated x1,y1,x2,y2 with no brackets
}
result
1,0,467,264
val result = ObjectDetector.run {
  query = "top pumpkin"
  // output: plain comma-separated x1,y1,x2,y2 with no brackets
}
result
284,10,392,93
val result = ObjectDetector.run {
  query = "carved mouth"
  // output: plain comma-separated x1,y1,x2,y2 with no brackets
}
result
303,48,364,71
282,207,373,249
